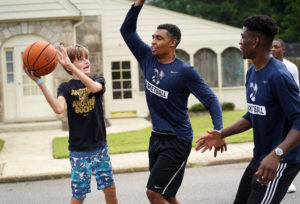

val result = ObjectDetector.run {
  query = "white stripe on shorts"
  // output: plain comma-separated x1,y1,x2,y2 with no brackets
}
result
261,162,287,204
162,161,186,195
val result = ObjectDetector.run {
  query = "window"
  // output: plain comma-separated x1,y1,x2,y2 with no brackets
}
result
194,48,218,87
221,47,244,87
176,49,190,65
138,64,145,91
111,61,132,99
5,50,14,84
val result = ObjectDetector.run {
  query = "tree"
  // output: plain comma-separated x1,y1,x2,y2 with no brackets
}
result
147,0,300,42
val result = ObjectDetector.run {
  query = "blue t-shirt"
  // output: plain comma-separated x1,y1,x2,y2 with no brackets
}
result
243,57,300,163
121,5,222,142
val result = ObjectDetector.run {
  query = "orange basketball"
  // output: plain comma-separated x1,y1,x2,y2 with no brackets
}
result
23,41,58,76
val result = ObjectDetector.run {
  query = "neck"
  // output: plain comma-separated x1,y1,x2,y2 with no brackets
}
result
253,51,272,71
157,53,176,64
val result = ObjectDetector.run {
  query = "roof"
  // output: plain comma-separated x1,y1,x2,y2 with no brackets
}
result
0,0,81,22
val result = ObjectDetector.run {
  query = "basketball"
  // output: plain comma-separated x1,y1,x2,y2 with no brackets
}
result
23,41,58,76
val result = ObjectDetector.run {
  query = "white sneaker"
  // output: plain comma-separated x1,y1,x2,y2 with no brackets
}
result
287,183,296,193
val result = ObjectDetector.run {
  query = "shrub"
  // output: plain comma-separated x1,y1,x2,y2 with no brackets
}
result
222,102,235,110
0,138,4,152
189,103,206,113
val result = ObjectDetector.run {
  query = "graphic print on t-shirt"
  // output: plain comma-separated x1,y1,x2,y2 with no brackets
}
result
152,68,164,85
249,82,258,102
71,87,95,116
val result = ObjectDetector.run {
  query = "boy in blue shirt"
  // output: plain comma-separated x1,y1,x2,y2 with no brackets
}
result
196,15,300,203
121,0,223,203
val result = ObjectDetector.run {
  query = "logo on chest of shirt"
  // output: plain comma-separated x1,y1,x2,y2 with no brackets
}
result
71,88,95,116
152,68,164,85
249,82,258,102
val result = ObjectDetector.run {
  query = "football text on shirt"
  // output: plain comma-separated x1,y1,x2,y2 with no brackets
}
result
247,103,266,116
145,80,169,99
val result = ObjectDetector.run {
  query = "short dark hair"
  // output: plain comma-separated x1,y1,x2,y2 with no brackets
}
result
274,38,285,48
157,24,181,47
243,15,279,48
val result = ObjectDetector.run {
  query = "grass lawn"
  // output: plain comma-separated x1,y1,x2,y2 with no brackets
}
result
53,110,253,159
0,138,4,152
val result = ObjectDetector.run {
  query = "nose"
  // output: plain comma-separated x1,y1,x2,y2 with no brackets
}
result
152,38,156,46
239,39,242,45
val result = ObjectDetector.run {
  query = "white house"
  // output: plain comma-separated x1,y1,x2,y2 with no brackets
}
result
0,0,247,126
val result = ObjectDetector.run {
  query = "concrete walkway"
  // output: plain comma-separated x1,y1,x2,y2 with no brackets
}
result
0,118,253,183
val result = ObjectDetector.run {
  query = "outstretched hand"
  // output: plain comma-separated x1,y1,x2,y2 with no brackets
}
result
57,45,72,70
195,130,227,157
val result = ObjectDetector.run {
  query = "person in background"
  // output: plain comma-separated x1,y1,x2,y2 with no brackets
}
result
272,38,300,193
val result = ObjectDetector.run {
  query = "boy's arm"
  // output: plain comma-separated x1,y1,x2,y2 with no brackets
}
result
23,66,65,114
57,45,103,93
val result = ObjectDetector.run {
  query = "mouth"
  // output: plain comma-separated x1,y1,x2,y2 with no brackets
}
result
83,66,90,71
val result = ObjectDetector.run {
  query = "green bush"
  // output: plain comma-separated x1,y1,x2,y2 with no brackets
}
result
0,138,4,152
189,103,206,113
222,102,235,110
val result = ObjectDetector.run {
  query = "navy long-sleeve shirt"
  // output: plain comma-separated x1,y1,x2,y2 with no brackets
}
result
243,58,300,163
120,5,222,142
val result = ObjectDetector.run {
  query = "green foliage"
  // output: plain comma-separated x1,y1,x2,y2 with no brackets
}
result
189,102,235,112
0,138,4,152
189,103,206,113
222,102,235,110
53,110,253,159
148,0,300,42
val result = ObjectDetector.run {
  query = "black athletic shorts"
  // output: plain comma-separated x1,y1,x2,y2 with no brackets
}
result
146,131,192,197
234,156,300,204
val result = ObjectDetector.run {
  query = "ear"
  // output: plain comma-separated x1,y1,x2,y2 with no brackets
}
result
170,39,177,48
252,36,259,49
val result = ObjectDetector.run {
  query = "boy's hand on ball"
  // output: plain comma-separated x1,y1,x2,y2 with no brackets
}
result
23,64,40,82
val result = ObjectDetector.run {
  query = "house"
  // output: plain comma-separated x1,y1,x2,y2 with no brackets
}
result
0,0,247,126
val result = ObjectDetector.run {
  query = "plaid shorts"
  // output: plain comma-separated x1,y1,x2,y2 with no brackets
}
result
69,144,115,200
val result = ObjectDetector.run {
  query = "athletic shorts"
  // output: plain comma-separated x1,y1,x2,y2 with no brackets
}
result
234,156,300,204
147,131,192,197
69,144,115,200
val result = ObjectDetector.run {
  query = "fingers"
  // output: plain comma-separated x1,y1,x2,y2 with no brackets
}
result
255,168,276,186
214,147,218,157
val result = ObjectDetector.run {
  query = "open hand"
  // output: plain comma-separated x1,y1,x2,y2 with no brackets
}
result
195,130,227,157
57,45,72,70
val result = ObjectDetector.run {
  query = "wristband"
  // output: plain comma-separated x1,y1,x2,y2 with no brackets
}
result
36,78,43,85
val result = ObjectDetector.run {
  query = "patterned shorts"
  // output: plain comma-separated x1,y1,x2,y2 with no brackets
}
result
69,144,115,200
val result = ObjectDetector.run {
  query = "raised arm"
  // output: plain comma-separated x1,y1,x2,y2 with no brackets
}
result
120,0,151,63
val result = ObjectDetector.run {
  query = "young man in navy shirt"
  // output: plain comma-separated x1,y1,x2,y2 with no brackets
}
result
196,15,300,203
121,0,223,203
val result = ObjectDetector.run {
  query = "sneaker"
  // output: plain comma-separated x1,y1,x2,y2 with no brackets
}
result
287,183,296,193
